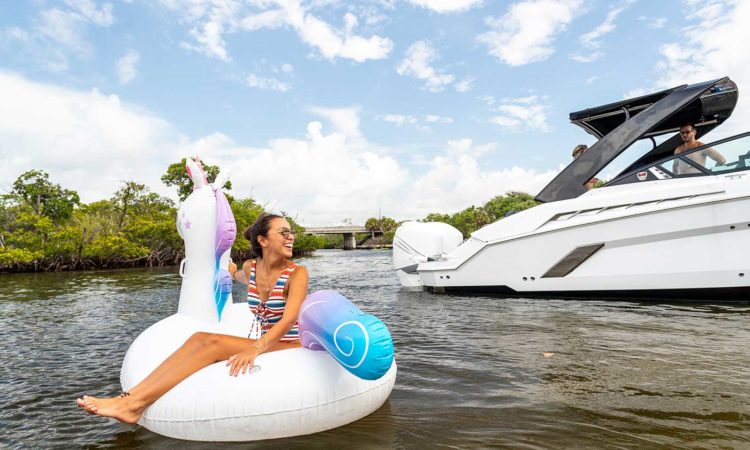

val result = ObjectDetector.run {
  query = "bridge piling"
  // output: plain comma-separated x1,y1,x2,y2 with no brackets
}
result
342,233,356,250
303,225,383,251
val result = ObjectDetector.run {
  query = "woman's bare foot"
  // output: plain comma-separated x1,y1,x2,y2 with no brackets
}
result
76,394,144,424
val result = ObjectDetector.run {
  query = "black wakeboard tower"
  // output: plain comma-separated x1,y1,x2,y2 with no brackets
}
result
535,77,738,203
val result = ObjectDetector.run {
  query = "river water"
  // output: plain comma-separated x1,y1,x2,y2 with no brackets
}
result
1,249,749,449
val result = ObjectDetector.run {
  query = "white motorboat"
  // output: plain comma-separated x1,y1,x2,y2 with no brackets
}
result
394,77,750,300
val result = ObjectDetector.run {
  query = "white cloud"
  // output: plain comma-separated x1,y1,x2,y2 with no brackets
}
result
585,75,599,85
0,70,181,202
396,40,455,92
579,0,632,48
64,0,115,27
309,106,362,139
219,133,556,223
0,71,559,225
39,9,89,52
164,0,393,63
455,77,474,93
194,120,409,224
622,87,647,99
380,114,419,126
377,113,453,129
488,95,551,132
570,52,602,63
425,115,453,124
477,0,582,66
571,0,633,63
280,63,294,74
654,0,750,137
238,8,287,31
405,0,484,13
638,16,667,29
1,27,30,44
116,49,140,84
245,73,290,92
2,2,115,72
480,95,496,107
290,8,393,62
178,0,239,62
407,139,557,217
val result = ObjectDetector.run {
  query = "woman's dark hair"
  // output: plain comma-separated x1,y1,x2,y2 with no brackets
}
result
243,213,283,258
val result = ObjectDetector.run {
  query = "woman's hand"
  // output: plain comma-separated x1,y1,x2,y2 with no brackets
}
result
226,346,261,376
228,261,238,277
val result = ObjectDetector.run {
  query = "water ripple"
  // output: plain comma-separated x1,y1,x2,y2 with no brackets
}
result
1,251,749,448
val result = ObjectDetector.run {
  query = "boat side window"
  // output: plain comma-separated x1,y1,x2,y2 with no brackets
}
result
660,133,750,177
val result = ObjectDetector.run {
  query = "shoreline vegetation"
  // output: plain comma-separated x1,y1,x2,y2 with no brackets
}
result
0,161,537,274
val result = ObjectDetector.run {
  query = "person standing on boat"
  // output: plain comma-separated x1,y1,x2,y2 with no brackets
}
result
672,124,726,174
571,144,599,190
76,213,309,424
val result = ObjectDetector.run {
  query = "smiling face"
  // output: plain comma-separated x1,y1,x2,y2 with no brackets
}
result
258,217,296,259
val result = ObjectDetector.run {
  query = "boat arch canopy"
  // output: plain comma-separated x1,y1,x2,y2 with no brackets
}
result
535,77,738,203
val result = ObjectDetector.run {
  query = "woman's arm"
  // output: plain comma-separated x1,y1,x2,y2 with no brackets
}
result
229,259,253,285
227,265,309,376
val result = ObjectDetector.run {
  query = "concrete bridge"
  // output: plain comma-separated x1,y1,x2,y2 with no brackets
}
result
303,226,382,250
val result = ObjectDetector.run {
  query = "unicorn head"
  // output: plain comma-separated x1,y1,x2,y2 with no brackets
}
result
176,157,236,322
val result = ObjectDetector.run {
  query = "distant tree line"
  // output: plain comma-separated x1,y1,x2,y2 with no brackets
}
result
421,191,538,238
0,160,322,273
358,192,539,246
0,162,539,272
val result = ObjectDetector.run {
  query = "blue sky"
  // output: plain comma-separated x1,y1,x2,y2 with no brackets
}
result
1,0,748,225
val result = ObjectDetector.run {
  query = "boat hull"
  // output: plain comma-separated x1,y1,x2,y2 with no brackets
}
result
403,177,750,301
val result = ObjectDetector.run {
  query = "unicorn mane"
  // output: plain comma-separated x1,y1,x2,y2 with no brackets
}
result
183,157,236,320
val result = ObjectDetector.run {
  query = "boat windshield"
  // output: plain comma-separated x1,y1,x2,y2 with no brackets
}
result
608,132,750,185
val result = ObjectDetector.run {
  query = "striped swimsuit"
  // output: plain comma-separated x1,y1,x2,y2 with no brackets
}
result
247,260,300,342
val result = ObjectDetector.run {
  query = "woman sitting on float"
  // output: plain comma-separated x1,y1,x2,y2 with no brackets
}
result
77,213,307,424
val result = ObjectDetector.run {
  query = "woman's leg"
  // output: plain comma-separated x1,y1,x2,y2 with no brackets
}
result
77,333,298,423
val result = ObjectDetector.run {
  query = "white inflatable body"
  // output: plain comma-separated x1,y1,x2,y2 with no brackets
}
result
120,158,396,441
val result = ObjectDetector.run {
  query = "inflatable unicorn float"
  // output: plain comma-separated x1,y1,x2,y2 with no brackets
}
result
120,157,397,441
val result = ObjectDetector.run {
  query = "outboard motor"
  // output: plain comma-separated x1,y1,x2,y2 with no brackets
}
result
392,221,463,287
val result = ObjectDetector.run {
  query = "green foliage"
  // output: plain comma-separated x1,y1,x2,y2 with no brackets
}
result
84,234,150,259
0,247,42,265
365,216,399,233
124,215,181,252
320,234,344,249
423,191,538,238
161,158,232,201
11,170,80,220
45,225,83,257
289,220,325,256
111,181,159,229
363,216,400,245
450,206,491,237
230,197,265,259
0,172,182,271
0,164,327,272
482,192,538,221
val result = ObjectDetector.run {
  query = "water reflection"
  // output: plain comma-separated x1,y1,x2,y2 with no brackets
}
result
1,250,749,448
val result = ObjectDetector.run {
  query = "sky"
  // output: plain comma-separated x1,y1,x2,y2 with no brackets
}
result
1,0,749,225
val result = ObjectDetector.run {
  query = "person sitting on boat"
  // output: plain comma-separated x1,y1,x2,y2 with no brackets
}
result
571,144,599,190
672,124,726,174
76,213,308,424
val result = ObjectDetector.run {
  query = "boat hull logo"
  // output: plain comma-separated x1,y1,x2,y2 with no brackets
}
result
637,171,648,181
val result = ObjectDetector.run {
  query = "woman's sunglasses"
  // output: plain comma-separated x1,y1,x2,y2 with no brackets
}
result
275,228,297,239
